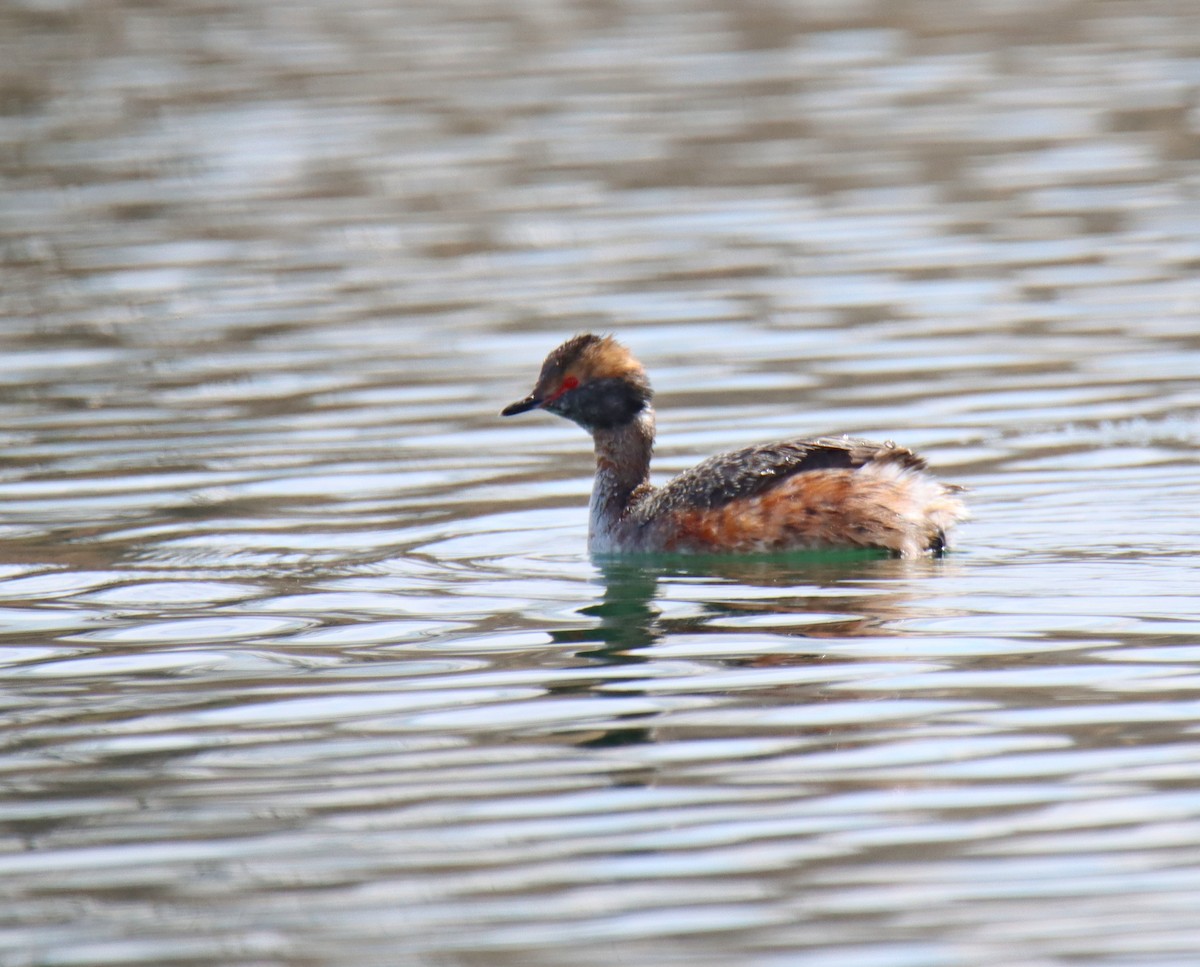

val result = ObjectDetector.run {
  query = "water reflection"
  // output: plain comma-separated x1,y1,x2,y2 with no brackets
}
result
579,553,954,656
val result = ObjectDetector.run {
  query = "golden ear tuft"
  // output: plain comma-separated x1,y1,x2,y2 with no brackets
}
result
576,334,644,382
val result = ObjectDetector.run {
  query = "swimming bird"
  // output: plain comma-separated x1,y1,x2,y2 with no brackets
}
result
502,334,966,558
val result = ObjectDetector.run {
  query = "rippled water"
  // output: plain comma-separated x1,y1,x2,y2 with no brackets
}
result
3,0,1200,964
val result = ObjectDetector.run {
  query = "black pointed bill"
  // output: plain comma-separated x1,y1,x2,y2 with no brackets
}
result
500,394,542,416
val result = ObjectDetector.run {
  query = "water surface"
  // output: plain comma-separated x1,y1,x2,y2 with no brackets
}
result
3,0,1200,964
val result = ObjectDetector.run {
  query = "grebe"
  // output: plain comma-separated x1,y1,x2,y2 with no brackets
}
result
501,334,967,558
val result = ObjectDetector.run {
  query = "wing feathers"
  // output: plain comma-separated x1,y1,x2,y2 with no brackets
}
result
648,437,926,513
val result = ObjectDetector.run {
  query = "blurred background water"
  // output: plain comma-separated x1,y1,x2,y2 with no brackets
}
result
2,0,1200,964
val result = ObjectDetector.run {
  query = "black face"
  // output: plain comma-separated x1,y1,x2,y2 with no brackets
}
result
544,376,651,432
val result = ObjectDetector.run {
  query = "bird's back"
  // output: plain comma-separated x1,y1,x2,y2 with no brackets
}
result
627,437,966,557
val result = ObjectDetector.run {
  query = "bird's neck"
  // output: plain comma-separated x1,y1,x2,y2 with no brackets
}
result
588,408,655,546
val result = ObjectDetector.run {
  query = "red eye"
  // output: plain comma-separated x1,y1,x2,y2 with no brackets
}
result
545,375,580,404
